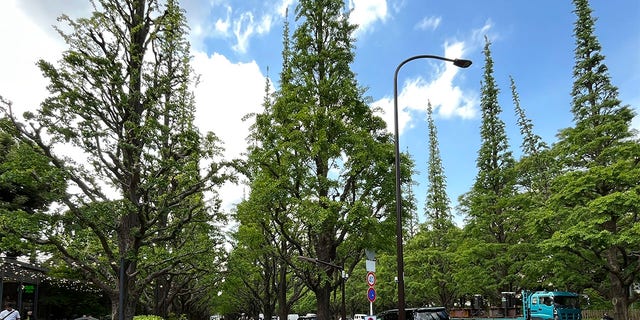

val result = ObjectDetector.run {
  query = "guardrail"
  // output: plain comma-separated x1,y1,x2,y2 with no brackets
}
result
582,310,640,320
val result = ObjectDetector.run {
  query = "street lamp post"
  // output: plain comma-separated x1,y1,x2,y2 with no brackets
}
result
298,256,348,320
393,55,471,320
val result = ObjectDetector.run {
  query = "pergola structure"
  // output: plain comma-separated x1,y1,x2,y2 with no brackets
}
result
0,257,46,316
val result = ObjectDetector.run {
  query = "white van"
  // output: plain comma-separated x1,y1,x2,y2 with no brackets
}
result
354,314,367,320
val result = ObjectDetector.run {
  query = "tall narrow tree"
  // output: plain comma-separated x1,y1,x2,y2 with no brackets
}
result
242,0,406,318
424,102,454,237
544,0,640,318
230,70,308,320
510,76,552,197
403,101,460,308
457,37,522,301
508,76,561,288
404,149,420,239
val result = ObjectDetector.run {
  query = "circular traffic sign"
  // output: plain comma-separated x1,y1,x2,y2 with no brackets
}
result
366,271,376,286
367,287,377,302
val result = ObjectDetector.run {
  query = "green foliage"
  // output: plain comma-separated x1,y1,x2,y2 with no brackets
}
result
0,119,66,257
134,316,164,320
404,226,462,308
582,288,612,310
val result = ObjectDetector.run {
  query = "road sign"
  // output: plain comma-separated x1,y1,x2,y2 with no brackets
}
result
366,271,376,286
366,259,376,272
367,287,376,302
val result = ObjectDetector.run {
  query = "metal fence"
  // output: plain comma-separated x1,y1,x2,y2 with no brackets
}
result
582,310,640,320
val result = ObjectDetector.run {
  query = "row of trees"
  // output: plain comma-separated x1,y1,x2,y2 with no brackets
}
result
0,0,637,319
216,1,638,320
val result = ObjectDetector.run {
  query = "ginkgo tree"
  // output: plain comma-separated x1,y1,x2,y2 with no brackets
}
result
0,0,233,318
238,0,409,318
542,0,640,319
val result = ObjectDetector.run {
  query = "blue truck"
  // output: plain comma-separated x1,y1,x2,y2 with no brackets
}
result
450,290,582,320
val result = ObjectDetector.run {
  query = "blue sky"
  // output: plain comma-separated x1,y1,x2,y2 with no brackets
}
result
1,0,638,224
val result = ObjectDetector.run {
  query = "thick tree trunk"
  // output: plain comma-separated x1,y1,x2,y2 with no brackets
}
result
609,269,629,320
154,277,170,317
108,291,137,320
606,222,630,320
316,284,333,320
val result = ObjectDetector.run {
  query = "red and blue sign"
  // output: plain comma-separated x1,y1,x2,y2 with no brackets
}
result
366,272,376,286
367,287,377,302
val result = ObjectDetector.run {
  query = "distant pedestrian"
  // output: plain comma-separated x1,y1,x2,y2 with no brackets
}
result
0,303,20,320
25,310,36,320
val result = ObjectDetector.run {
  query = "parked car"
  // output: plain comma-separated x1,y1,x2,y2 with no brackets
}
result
377,307,449,320
298,313,317,320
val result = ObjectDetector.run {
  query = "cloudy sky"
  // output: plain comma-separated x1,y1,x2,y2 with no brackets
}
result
1,0,638,223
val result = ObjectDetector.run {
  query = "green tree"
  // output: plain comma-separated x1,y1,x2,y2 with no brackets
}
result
510,76,552,197
0,0,232,318
424,102,455,238
507,77,560,286
404,154,420,240
242,0,405,318
0,119,65,259
456,37,523,302
222,221,279,319
543,0,640,318
227,73,308,320
404,102,460,308
405,228,461,309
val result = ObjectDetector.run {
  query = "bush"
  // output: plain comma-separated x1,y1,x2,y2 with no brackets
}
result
133,316,164,320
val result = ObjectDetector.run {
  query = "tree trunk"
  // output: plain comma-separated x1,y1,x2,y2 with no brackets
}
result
609,268,629,320
110,294,118,320
278,255,289,320
108,290,137,320
154,277,170,317
606,226,630,320
316,284,333,320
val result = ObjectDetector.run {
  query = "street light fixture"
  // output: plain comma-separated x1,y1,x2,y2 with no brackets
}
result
393,54,471,320
298,256,348,320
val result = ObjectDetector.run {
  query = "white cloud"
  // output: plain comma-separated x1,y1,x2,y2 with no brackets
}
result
182,0,289,54
232,12,256,53
232,12,273,53
348,0,388,36
191,51,266,159
471,19,496,44
214,6,232,35
191,51,266,210
182,1,230,51
0,1,67,113
277,0,296,17
415,16,441,31
14,0,91,27
373,41,478,135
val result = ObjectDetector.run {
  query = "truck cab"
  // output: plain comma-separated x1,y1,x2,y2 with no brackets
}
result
523,290,581,320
